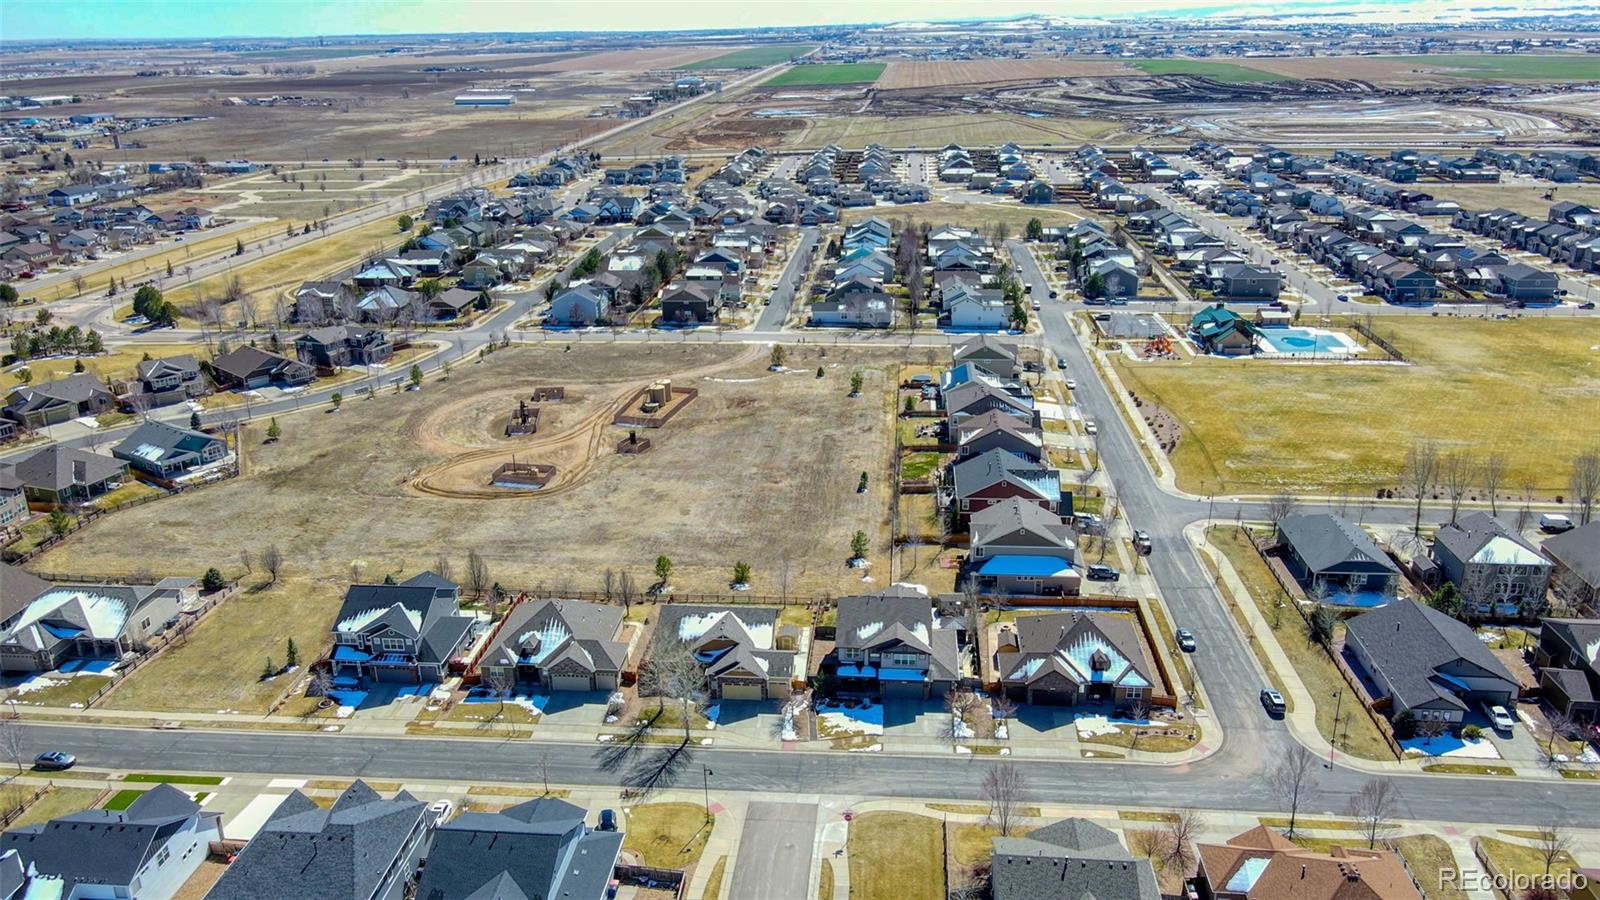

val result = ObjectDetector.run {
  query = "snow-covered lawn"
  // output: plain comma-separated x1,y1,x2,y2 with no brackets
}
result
1400,734,1502,760
817,700,884,737
1073,713,1152,739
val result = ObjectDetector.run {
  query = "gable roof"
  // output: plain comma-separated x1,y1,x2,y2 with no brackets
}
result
1198,826,1420,900
480,598,626,674
971,498,1073,550
951,449,1056,504
6,373,111,410
991,817,1159,900
1345,600,1516,713
0,563,52,625
1543,520,1600,589
113,419,222,466
1433,511,1547,569
1,445,125,492
1000,612,1155,692
416,798,622,900
1278,514,1400,575
833,589,962,680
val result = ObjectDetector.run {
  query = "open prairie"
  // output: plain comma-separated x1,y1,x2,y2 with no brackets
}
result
876,59,1134,90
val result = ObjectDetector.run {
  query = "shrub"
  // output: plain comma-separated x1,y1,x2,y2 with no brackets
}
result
201,567,226,592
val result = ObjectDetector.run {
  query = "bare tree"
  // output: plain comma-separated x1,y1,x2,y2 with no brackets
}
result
481,666,516,724
1161,808,1205,879
1401,442,1439,538
943,689,983,744
1266,744,1319,837
1540,709,1580,765
260,544,283,584
1416,717,1450,750
1440,451,1479,525
981,761,1028,837
306,668,333,699
0,713,26,773
1533,820,1571,876
465,549,490,599
434,554,453,583
619,571,636,609
1266,492,1298,529
537,746,554,796
1482,452,1506,517
602,568,615,601
638,637,706,744
238,548,252,575
1570,448,1600,526
1345,778,1398,849
1126,697,1153,752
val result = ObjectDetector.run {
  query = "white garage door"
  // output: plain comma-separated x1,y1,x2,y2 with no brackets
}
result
720,682,766,701
550,674,593,692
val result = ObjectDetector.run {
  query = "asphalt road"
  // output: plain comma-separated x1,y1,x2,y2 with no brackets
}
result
755,227,818,332
729,802,820,900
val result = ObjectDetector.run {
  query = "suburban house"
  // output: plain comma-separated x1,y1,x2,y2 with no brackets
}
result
1275,514,1401,599
995,612,1154,708
1431,512,1552,618
1543,521,1600,617
991,818,1159,900
415,797,623,900
0,784,223,900
952,335,1018,378
429,287,481,321
207,781,432,900
969,498,1079,596
0,578,193,673
809,289,895,329
658,282,720,326
4,373,115,429
295,325,394,369
477,598,628,693
1194,825,1421,900
1533,618,1600,724
329,574,477,685
1189,305,1259,356
953,410,1043,463
829,588,962,699
651,604,799,700
1205,263,1281,300
112,420,227,478
210,346,315,390
943,283,1010,331
0,445,128,505
293,280,355,323
1343,599,1518,725
129,355,208,408
0,474,27,533
944,382,1038,429
547,284,610,327
950,448,1059,527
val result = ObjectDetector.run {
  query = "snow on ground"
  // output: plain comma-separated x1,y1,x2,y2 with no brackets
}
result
817,700,884,736
7,675,65,696
1400,734,1502,760
508,694,549,717
953,718,975,739
1073,713,1152,738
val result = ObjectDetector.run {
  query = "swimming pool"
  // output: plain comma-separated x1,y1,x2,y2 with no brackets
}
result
1322,590,1391,609
1257,327,1361,357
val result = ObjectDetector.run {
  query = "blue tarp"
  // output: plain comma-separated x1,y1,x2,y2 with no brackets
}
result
332,646,372,662
836,664,879,678
328,689,368,709
978,555,1074,578
878,667,927,682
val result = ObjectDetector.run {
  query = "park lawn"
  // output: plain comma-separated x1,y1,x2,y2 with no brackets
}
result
848,812,945,900
3,787,103,828
1112,317,1600,495
679,44,817,69
621,803,713,870
1388,53,1600,81
763,63,886,87
1477,836,1578,885
99,575,338,714
1207,527,1395,761
1132,58,1294,82
1394,835,1468,900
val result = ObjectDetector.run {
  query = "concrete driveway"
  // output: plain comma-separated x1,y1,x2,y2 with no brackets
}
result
882,699,948,738
728,801,820,900
715,700,785,746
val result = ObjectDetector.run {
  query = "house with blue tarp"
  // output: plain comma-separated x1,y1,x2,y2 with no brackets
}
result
995,611,1155,709
327,573,475,690
828,587,962,700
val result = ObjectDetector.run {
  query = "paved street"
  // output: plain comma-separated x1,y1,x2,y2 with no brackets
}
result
755,226,818,331
729,802,821,900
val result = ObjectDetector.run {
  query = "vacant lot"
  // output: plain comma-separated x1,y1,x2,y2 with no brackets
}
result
1240,53,1598,85
535,46,726,72
41,342,899,605
842,202,1086,234
167,164,460,223
1112,317,1600,495
1427,183,1600,217
877,59,1133,90
763,64,886,87
798,112,1124,149
1131,59,1294,83
679,45,817,70
849,812,944,900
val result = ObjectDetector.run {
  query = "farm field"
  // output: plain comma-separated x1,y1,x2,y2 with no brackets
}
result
762,63,886,87
40,343,900,642
678,44,818,69
1131,59,1294,83
876,58,1133,90
789,112,1127,150
1386,53,1600,81
1109,317,1600,495
532,46,726,72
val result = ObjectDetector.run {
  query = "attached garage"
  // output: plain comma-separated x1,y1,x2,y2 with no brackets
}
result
719,681,766,701
550,674,595,692
882,679,927,699
372,665,418,684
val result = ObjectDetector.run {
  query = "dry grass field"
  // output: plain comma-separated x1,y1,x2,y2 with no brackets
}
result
161,164,461,222
794,112,1126,149
1237,54,1600,84
877,59,1133,90
841,202,1087,234
532,46,727,72
41,342,900,614
1426,183,1600,218
1111,317,1600,495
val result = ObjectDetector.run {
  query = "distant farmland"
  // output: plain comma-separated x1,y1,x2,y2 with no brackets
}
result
762,63,886,87
1385,53,1600,81
678,44,817,69
1131,59,1294,83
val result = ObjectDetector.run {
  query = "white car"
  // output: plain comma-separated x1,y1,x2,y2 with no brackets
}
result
1488,706,1516,734
1065,378,1077,390
428,799,454,825
1084,420,1097,436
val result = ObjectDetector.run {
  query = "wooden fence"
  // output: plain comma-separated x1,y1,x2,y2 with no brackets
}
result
613,864,685,899
1348,319,1408,362
84,581,241,709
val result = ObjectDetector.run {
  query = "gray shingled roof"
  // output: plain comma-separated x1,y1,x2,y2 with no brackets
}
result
1344,600,1516,713
1278,514,1400,575
3,445,126,492
480,598,626,674
834,590,962,681
1544,521,1600,589
415,798,622,900
991,817,1160,900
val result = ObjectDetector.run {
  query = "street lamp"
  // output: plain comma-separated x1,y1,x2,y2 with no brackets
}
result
1330,688,1344,765
702,766,713,821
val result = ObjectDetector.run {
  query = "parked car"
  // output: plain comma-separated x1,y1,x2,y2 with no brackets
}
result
1133,529,1152,555
428,799,454,825
1031,301,1041,311
1083,420,1097,436
1336,294,1349,302
1086,564,1120,582
1057,357,1068,370
1065,378,1077,390
909,374,933,386
33,751,75,771
598,808,618,831
1048,290,1058,299
1260,689,1286,715
1541,513,1575,533
1176,628,1196,652
1581,302,1597,310
1488,705,1516,735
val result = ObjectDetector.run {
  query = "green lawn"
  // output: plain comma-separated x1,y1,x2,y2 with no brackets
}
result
124,772,225,785
103,789,144,811
1389,53,1600,81
901,452,941,481
621,803,713,869
848,812,945,900
1112,318,1600,494
763,63,886,87
679,44,818,69
1131,59,1293,83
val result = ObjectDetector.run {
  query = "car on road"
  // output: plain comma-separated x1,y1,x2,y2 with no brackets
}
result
1049,290,1058,299
1581,302,1597,310
1269,258,1281,265
1083,420,1097,435
1031,301,1041,311
1336,294,1349,302
1064,378,1076,390
428,799,454,825
1487,705,1516,735
1176,628,1196,652
1133,529,1152,555
1540,513,1575,533
1085,564,1120,581
1260,689,1286,715
1056,357,1068,370
33,751,75,771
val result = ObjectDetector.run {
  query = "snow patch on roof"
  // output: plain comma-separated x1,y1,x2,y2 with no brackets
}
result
337,605,421,633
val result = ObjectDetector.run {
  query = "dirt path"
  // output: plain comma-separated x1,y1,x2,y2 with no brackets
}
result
407,343,765,500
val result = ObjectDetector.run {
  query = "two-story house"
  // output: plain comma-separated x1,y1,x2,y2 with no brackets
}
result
294,324,394,370
131,354,208,408
950,448,1060,528
1431,512,1553,619
416,797,622,900
650,604,799,701
1533,618,1600,725
477,598,628,693
328,574,476,685
829,588,962,700
968,498,1079,596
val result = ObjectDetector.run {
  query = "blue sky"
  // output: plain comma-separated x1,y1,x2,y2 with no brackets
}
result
0,0,1445,42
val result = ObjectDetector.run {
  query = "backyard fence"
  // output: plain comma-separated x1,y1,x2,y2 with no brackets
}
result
1348,319,1408,362
82,580,242,710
